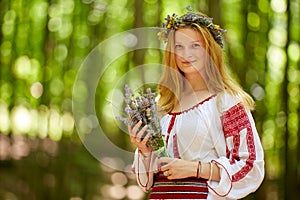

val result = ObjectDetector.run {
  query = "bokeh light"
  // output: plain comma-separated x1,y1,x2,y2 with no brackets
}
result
11,105,32,134
30,82,44,99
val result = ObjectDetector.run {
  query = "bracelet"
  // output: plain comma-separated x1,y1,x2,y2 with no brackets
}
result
208,162,213,182
143,153,151,159
139,150,151,160
199,161,202,178
196,161,200,178
196,161,203,178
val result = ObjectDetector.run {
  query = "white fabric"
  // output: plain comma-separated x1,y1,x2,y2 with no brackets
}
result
132,93,265,199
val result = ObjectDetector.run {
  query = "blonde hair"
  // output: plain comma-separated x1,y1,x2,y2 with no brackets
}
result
158,12,255,113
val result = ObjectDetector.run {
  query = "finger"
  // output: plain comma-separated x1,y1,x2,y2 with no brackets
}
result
163,170,170,176
129,121,141,142
158,157,173,171
167,175,174,180
132,121,142,136
128,123,132,133
136,125,148,142
128,124,134,139
141,131,151,144
158,157,173,164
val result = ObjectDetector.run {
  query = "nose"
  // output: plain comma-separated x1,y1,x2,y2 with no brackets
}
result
182,47,192,60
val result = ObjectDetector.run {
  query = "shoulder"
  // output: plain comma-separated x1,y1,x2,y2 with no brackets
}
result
159,112,172,124
217,92,242,113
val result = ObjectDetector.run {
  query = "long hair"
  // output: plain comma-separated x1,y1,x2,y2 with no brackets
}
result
158,12,255,113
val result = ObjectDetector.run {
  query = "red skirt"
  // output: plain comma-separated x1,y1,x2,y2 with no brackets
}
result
149,172,208,199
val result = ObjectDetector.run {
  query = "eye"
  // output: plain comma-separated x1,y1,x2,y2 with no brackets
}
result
175,44,183,49
192,43,201,48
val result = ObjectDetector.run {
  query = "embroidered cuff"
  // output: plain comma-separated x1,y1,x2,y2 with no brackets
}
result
207,159,232,197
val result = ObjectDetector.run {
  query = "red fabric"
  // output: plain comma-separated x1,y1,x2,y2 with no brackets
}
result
166,114,176,147
221,103,256,182
136,151,152,191
149,172,208,199
173,134,181,158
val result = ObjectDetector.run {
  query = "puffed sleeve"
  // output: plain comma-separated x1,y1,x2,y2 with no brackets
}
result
132,149,159,192
208,98,265,199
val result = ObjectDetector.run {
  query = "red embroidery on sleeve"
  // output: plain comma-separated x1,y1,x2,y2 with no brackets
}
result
230,134,240,164
166,114,176,147
137,151,151,190
221,103,256,182
226,146,230,159
173,134,181,158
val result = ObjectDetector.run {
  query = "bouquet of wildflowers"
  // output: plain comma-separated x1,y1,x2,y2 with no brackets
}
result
117,85,168,157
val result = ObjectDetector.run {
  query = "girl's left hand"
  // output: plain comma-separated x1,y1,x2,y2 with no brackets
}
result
158,157,198,180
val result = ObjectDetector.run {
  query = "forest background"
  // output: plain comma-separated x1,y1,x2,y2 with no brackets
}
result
0,0,299,199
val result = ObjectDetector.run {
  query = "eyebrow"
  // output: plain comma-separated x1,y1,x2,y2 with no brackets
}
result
175,40,202,44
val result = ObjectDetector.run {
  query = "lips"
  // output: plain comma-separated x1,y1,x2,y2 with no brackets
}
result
182,60,195,65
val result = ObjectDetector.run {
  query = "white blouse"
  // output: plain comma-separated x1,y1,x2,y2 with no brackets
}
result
132,93,265,200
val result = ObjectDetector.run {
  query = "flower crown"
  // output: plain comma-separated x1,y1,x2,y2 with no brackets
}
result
158,6,227,48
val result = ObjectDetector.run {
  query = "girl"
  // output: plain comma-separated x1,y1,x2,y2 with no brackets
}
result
129,7,264,200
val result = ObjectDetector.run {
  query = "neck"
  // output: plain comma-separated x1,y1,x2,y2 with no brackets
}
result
183,72,208,92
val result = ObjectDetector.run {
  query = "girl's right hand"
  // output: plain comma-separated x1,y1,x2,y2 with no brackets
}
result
128,121,152,155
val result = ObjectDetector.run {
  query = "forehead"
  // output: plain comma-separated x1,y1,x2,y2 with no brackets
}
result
175,28,204,42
